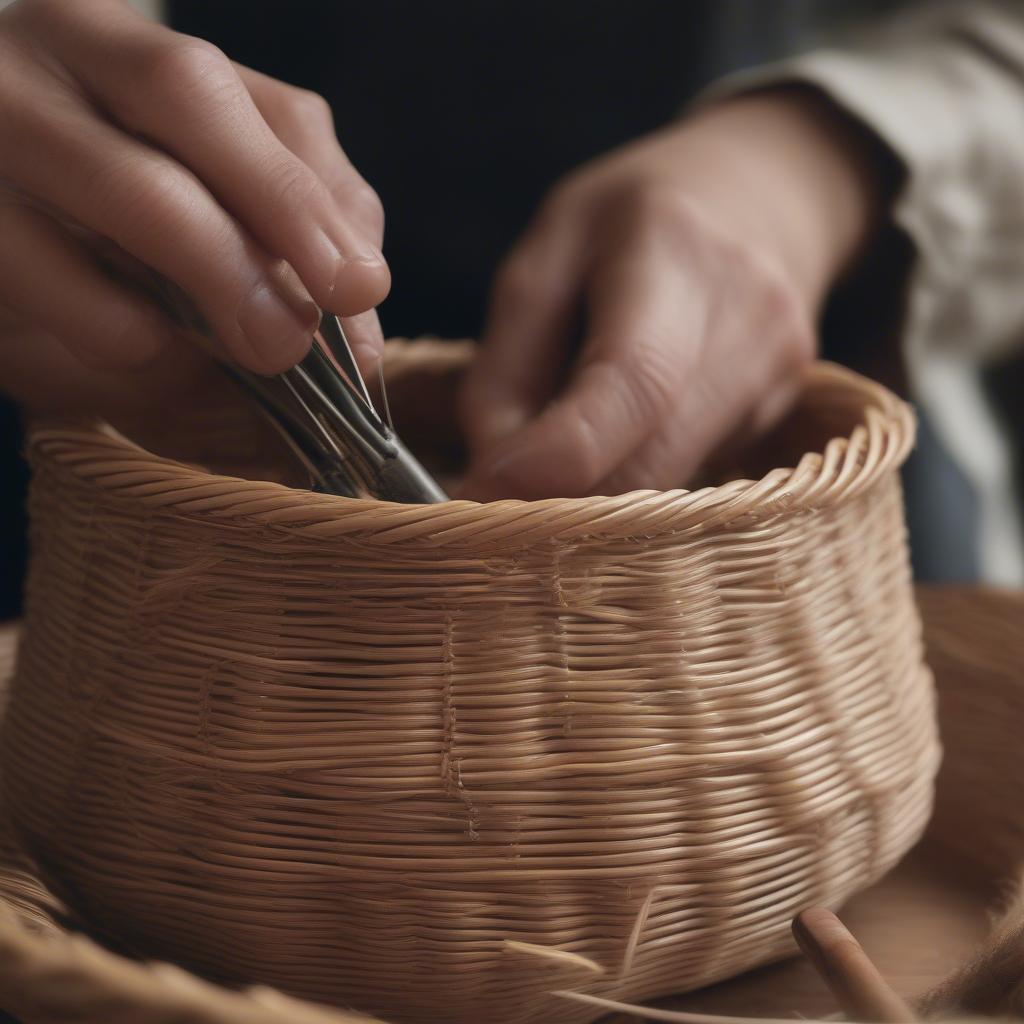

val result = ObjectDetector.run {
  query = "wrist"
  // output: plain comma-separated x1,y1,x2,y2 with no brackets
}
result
671,86,902,311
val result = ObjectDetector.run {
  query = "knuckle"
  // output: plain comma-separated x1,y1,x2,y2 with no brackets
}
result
356,182,384,218
144,37,233,101
533,167,592,226
287,86,334,126
618,339,681,419
556,350,682,495
624,182,705,232
264,157,323,212
605,438,673,495
94,155,195,243
320,170,383,239
614,183,727,261
349,182,384,232
75,312,155,371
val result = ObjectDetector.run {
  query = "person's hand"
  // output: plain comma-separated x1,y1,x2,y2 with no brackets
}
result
0,0,389,414
460,88,897,499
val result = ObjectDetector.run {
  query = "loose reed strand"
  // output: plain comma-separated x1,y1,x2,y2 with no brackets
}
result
503,940,605,976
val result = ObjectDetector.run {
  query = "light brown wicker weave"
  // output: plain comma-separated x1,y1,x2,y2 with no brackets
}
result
0,588,1020,1024
1,342,939,1024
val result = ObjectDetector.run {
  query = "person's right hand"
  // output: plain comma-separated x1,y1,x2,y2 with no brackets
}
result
459,88,897,500
0,0,390,395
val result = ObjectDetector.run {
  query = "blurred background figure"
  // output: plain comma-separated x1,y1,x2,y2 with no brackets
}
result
1,0,1022,622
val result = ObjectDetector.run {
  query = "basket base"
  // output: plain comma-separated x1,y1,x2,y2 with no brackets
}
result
659,843,989,1019
0,585,1020,1024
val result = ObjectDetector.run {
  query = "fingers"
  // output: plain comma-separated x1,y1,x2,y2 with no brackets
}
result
0,0,390,376
33,1,389,317
592,258,815,495
0,77,321,373
461,189,816,501
462,199,700,499
0,311,228,420
235,63,386,247
459,200,587,454
0,196,176,369
236,63,387,370
595,371,798,496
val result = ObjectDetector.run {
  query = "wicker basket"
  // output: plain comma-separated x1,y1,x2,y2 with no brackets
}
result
1,342,939,1024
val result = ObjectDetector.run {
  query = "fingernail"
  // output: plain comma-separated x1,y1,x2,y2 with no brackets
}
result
311,230,343,300
316,235,389,316
350,244,385,266
236,279,317,372
322,228,384,269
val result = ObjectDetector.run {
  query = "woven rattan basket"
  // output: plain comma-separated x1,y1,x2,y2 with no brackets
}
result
1,589,1020,1024
1,341,939,1024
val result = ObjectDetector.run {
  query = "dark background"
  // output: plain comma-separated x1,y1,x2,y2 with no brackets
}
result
169,1,725,341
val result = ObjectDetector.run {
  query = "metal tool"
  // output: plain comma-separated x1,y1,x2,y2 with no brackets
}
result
225,314,448,503
134,267,447,504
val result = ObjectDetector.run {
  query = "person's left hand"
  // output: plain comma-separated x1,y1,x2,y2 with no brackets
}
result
459,88,894,500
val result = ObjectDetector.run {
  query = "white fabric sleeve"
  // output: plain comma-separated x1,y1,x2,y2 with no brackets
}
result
704,1,1024,583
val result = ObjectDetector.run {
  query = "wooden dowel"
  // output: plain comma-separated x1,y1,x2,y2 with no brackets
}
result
793,908,917,1023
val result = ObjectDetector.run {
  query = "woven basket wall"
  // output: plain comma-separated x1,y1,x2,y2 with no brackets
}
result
1,342,939,1024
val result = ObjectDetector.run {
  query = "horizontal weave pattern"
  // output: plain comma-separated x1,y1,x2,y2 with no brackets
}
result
2,345,939,1024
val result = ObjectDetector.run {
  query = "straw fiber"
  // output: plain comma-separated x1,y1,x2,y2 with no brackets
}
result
1,342,939,1024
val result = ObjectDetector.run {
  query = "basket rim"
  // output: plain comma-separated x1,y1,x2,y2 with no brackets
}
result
27,353,914,549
